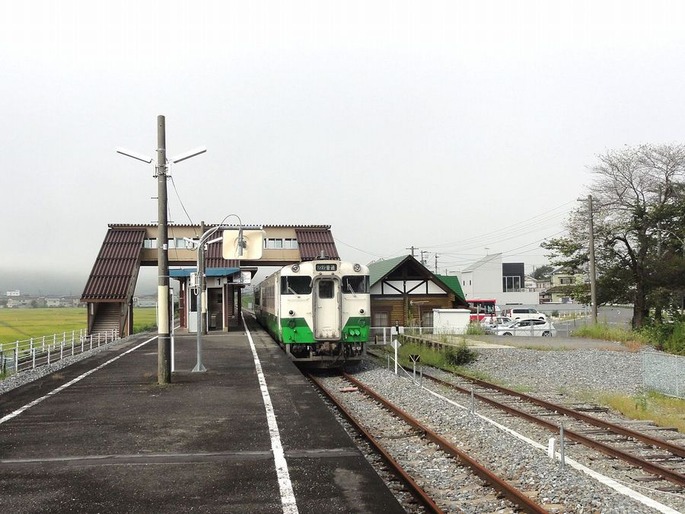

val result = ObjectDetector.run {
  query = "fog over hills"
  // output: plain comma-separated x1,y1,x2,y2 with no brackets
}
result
0,268,159,297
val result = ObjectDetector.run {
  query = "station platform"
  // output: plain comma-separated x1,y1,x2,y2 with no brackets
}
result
0,319,405,513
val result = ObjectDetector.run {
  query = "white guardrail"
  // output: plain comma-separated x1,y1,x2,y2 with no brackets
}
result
0,329,120,376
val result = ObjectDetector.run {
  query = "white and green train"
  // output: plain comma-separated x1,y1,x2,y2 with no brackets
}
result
254,259,370,367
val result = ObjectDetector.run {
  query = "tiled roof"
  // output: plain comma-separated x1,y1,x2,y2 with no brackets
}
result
294,228,339,261
81,229,146,301
205,242,239,269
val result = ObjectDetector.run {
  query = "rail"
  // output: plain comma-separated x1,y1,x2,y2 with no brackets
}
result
0,329,120,376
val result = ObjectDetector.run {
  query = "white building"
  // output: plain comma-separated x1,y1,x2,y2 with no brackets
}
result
458,253,539,306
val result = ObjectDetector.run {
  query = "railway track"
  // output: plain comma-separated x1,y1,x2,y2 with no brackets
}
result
420,369,685,492
309,371,549,513
360,349,685,512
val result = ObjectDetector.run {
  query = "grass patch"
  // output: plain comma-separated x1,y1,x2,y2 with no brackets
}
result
0,308,87,345
597,391,685,433
0,307,159,347
465,323,487,336
379,340,478,371
133,308,157,333
572,323,648,349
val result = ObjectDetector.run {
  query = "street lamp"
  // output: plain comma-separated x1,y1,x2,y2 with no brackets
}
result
117,115,206,384
188,214,247,373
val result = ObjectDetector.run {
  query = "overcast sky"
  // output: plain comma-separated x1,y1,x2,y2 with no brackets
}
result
2,1,685,294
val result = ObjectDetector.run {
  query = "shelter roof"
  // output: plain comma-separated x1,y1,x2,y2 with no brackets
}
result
169,267,240,278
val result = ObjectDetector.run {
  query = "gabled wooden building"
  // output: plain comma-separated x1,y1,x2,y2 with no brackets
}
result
368,255,467,329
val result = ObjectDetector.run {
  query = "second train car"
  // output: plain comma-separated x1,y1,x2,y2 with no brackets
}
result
254,259,370,367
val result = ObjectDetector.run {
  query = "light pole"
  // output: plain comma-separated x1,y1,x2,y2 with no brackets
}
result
117,115,206,384
188,214,246,373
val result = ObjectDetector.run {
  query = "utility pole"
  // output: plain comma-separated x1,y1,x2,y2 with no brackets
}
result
156,115,171,385
117,116,205,385
579,194,598,324
420,250,428,266
434,253,439,273
406,246,416,257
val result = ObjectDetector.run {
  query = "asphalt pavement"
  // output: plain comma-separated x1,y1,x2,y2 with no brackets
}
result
0,322,405,513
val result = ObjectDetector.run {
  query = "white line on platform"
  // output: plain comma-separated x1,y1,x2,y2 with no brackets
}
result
0,336,156,426
242,314,299,514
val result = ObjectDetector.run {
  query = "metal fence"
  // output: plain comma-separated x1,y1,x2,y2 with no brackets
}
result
0,329,119,376
642,350,685,399
370,326,441,345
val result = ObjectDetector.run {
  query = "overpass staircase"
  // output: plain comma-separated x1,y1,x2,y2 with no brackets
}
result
80,228,146,336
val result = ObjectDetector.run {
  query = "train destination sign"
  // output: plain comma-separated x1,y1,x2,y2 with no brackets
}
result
315,263,337,272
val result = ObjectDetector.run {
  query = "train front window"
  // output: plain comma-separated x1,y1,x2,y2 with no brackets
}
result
281,276,312,295
318,280,334,299
342,275,369,294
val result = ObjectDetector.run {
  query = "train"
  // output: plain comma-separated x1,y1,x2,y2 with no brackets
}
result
253,259,371,367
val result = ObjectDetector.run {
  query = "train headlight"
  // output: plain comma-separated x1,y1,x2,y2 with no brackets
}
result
291,264,300,272
353,263,361,272
288,310,295,316
359,308,365,314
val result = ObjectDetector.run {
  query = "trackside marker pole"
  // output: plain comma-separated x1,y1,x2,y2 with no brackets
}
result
559,424,566,470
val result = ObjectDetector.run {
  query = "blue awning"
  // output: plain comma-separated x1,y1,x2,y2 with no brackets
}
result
169,267,241,278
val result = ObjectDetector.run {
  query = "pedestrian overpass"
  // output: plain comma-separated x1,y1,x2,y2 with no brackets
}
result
80,223,340,336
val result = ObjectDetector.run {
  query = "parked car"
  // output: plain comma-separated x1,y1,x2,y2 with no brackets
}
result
502,307,547,322
494,319,556,337
482,316,512,332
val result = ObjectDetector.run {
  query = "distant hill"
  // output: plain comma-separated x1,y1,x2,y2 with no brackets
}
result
0,267,159,297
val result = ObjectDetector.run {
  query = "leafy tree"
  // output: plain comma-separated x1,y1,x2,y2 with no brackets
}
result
530,265,553,280
544,143,685,329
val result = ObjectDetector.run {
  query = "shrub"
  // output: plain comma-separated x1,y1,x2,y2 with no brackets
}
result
444,342,477,366
639,321,685,355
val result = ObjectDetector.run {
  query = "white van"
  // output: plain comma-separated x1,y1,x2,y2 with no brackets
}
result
502,307,547,321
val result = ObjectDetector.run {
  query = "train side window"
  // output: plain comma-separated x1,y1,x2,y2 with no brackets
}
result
318,280,334,299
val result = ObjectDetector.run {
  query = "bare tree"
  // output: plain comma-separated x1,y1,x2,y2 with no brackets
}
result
545,143,685,329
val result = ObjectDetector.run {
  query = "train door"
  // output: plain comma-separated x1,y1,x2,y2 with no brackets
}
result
313,278,341,340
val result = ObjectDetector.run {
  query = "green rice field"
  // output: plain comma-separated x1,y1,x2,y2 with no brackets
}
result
0,307,158,345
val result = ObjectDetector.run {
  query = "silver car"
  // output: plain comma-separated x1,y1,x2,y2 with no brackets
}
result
495,319,556,337
482,316,513,333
